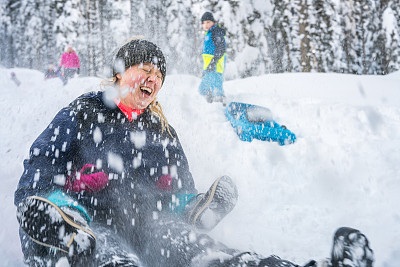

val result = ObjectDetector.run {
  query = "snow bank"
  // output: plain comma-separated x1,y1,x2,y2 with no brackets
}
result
1,68,400,266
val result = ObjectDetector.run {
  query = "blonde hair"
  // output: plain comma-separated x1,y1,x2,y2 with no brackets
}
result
149,100,173,137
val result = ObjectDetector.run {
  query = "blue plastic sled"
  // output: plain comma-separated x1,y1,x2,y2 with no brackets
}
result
225,102,296,145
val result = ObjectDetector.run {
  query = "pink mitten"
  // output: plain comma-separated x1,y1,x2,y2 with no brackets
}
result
156,174,172,191
65,164,109,193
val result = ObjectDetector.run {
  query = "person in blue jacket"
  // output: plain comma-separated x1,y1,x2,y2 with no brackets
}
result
15,38,373,267
198,12,227,103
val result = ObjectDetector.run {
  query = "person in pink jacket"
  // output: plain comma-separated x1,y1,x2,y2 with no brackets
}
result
59,46,80,82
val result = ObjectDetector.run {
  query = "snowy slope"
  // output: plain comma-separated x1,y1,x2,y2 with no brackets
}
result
1,67,400,266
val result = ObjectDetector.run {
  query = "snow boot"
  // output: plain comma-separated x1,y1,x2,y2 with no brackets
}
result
288,227,374,267
212,95,227,105
330,227,374,267
16,191,95,256
185,175,238,231
203,252,298,267
206,91,214,103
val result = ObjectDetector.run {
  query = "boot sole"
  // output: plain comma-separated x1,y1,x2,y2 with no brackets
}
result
17,196,95,254
189,176,238,228
331,227,374,267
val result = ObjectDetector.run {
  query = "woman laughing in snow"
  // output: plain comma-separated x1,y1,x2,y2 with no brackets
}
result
15,38,373,267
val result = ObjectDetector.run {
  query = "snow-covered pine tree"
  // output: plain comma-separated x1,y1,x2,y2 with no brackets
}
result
129,0,146,37
83,0,103,76
8,0,28,68
42,0,58,69
366,1,387,74
296,0,313,72
252,0,275,74
389,0,400,34
352,0,374,74
384,31,400,73
16,0,40,69
268,0,295,73
144,0,168,49
386,0,400,73
337,0,358,73
381,2,400,74
165,0,200,75
310,0,335,72
0,0,14,67
23,0,59,70
234,0,274,77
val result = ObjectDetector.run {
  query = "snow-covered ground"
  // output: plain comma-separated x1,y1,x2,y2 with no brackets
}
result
1,67,400,266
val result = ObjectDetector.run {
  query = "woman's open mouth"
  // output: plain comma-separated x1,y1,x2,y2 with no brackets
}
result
140,86,152,96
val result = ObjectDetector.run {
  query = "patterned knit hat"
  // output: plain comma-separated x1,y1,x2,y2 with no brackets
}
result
113,38,166,84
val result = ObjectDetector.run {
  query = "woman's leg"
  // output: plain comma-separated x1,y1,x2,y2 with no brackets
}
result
91,223,142,267
135,216,297,267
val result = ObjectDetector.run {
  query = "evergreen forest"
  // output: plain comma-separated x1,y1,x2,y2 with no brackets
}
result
1,0,399,79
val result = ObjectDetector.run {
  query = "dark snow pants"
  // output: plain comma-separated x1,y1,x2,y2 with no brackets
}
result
63,68,77,81
19,218,298,267
134,218,298,267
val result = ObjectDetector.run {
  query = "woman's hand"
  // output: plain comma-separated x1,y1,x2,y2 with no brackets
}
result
65,164,109,193
156,174,172,191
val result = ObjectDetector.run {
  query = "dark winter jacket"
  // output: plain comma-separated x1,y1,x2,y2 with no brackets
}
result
202,24,227,73
14,91,197,238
